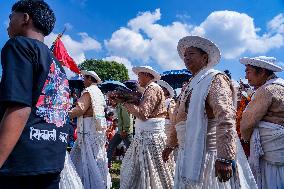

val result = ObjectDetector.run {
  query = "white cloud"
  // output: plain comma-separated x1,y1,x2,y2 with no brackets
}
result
63,67,76,79
105,9,191,70
192,11,284,59
64,23,74,30
127,9,161,32
45,32,101,64
103,56,137,80
105,28,151,62
268,13,284,34
105,9,284,71
176,13,191,23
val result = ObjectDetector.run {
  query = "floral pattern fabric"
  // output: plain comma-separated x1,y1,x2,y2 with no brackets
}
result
36,59,70,127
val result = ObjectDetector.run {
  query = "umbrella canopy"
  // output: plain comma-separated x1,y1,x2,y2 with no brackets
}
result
123,80,139,91
68,75,84,91
99,80,130,93
161,69,192,89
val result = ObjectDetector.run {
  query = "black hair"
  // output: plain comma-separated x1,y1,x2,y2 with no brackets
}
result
107,112,114,117
161,86,170,97
12,0,55,36
250,65,274,77
148,73,155,80
224,70,232,79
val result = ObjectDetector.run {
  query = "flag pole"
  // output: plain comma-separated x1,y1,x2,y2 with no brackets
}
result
50,27,67,51
58,27,67,38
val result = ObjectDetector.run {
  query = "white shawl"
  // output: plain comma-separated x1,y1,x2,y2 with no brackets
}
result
181,68,221,183
249,77,284,187
82,84,107,131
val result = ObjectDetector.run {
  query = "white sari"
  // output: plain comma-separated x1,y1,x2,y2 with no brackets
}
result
250,121,284,189
120,118,174,189
70,85,111,189
60,152,83,189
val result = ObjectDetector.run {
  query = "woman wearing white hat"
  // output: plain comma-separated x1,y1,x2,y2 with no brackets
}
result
157,80,177,172
239,56,284,189
162,36,257,188
69,70,111,189
116,66,174,189
157,80,176,141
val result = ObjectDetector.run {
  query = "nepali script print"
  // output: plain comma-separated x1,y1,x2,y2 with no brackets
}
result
36,59,70,127
30,127,69,143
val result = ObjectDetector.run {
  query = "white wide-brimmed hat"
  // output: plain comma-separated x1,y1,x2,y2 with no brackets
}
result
177,36,221,67
132,66,161,81
239,56,283,72
81,70,102,84
157,80,174,98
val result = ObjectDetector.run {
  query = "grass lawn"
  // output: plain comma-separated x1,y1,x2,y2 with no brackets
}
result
110,160,122,189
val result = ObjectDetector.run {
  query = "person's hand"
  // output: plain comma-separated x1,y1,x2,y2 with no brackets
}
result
215,160,233,182
162,147,174,162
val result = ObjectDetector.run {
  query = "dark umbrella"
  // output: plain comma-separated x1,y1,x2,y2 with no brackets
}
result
161,69,192,89
123,80,139,91
68,75,84,92
99,80,130,93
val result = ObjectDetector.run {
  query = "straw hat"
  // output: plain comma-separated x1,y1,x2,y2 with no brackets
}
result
239,56,283,72
81,70,102,84
157,80,174,98
132,66,161,81
177,36,221,67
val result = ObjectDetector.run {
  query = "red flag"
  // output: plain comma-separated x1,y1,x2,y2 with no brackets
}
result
53,38,81,74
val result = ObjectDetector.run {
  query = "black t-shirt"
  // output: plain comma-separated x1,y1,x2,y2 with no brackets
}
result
0,36,70,176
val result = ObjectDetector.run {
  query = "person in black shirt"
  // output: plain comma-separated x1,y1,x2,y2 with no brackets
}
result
0,1,70,189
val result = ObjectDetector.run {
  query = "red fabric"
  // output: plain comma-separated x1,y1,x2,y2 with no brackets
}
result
106,126,116,141
53,38,80,74
74,128,78,141
236,95,252,157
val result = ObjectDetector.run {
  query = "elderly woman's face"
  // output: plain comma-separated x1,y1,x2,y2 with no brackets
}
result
183,47,208,74
245,65,267,88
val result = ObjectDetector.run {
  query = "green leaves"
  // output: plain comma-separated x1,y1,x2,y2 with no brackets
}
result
79,59,129,82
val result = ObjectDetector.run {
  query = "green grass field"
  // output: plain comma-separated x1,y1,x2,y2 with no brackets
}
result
110,160,122,189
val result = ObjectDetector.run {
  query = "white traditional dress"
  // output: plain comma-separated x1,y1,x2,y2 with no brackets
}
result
164,98,176,138
241,76,284,189
60,152,83,189
168,68,257,189
70,84,111,189
121,82,174,189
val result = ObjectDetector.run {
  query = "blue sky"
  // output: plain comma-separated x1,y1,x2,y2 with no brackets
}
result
1,0,284,80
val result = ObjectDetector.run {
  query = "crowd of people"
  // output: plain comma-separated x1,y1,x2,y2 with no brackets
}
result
0,0,284,189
